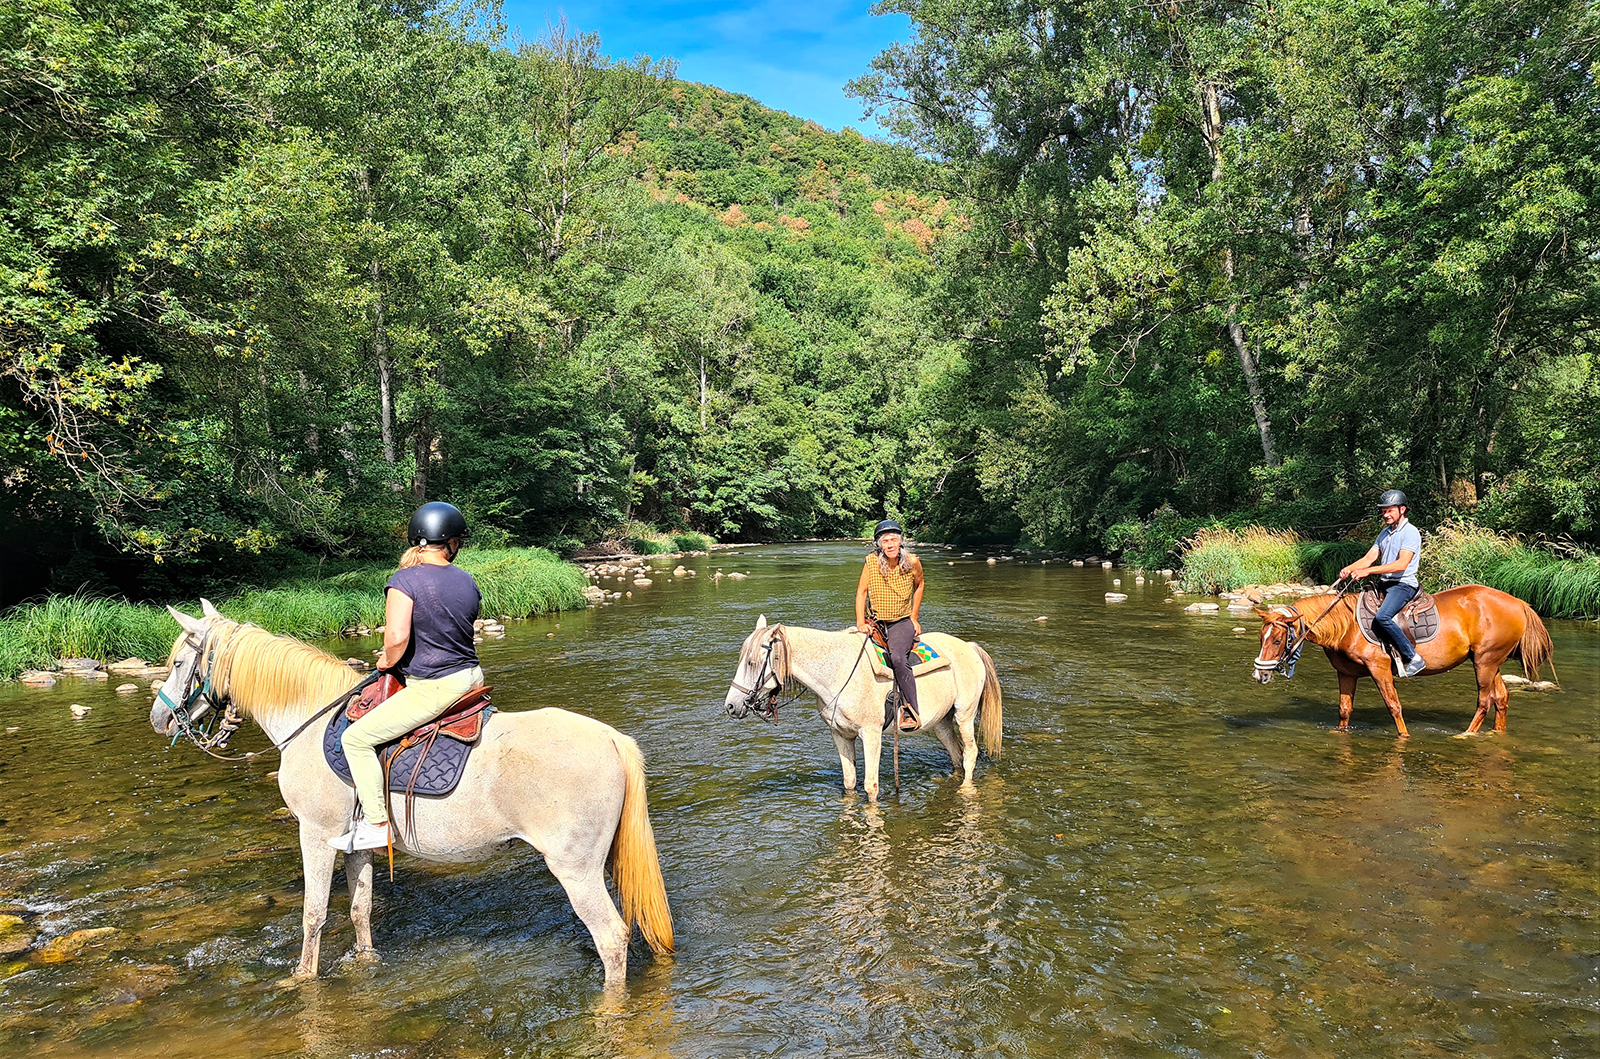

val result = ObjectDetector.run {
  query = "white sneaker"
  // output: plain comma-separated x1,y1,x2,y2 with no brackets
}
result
327,819,390,852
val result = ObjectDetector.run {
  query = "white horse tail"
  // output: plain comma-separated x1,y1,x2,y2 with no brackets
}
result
606,731,675,956
974,644,1003,757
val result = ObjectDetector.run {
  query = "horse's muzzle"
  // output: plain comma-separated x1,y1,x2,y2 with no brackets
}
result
726,700,748,719
150,701,178,736
1253,667,1275,685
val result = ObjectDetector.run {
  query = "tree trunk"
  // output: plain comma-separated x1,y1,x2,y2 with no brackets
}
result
1199,80,1278,468
411,413,431,503
699,352,707,432
372,259,395,469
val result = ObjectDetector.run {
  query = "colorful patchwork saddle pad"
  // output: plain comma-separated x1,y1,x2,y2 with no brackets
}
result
867,637,951,680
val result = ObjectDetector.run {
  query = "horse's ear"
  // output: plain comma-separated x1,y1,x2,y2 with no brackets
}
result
167,605,203,634
1254,608,1271,620
756,614,767,630
200,598,222,619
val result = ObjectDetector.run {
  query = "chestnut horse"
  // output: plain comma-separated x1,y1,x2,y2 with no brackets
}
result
1252,586,1553,737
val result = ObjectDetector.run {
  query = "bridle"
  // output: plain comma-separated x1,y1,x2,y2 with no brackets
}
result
1254,611,1311,678
156,622,260,760
729,627,795,723
158,619,376,762
1253,579,1356,679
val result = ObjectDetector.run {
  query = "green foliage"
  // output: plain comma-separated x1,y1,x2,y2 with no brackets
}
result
5,0,1595,601
0,548,587,680
1425,524,1600,620
671,531,715,552
1105,506,1203,569
854,0,1599,552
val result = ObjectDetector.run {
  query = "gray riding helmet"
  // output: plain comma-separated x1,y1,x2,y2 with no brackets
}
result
1376,489,1410,510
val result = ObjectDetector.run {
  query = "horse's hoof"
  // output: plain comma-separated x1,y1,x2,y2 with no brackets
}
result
347,947,382,966
275,972,316,988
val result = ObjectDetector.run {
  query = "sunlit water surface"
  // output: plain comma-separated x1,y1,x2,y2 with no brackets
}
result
1,543,1596,1057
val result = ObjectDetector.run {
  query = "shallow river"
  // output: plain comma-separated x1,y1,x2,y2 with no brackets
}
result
2,542,1597,1058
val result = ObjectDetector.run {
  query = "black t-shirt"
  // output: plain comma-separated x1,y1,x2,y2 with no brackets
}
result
385,563,481,679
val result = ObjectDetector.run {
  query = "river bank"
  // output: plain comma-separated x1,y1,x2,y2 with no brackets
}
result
0,548,588,683
1172,523,1600,619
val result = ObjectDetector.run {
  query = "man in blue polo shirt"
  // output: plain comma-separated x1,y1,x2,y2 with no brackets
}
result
1339,489,1427,677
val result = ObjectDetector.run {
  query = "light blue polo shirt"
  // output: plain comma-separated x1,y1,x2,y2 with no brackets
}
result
1374,519,1422,588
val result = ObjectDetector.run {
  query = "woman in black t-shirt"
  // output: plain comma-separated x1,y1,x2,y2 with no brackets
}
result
330,502,483,853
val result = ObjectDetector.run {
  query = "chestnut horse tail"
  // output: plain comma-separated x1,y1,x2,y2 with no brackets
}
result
975,644,1003,757
1514,603,1556,684
607,731,674,956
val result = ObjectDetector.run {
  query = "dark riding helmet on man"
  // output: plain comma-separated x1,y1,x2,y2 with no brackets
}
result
407,501,468,546
1376,489,1410,511
873,519,905,540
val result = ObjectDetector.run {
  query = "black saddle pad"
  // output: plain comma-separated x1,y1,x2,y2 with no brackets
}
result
323,707,492,796
1357,588,1441,647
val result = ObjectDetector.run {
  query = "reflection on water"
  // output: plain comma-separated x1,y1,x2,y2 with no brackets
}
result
1,543,1596,1057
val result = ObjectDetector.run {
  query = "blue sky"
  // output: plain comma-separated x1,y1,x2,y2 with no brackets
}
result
500,1,915,136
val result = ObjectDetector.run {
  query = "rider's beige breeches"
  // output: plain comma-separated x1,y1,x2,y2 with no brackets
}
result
341,665,483,824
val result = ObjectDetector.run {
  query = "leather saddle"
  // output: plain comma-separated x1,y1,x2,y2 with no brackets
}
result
1356,588,1441,648
322,673,495,801
347,672,493,743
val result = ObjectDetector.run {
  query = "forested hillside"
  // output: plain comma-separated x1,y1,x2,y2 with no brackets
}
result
3,0,1596,607
1,0,957,603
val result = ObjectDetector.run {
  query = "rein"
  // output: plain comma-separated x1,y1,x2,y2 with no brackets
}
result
161,621,378,762
1258,578,1356,678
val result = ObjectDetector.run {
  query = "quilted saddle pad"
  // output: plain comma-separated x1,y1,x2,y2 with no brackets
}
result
1356,589,1441,647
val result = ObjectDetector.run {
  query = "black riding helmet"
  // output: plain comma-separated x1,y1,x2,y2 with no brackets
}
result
408,501,468,546
873,519,905,540
1376,489,1410,510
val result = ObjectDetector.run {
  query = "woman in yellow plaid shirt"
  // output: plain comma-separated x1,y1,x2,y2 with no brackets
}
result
855,519,926,731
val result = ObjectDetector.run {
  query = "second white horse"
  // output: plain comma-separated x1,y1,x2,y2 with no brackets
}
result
725,616,1002,800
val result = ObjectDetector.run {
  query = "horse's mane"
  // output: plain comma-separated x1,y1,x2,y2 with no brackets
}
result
1291,594,1357,643
208,621,361,726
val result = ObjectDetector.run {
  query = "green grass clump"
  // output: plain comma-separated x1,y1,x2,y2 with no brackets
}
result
223,587,382,640
1180,526,1308,593
0,592,179,678
620,521,676,555
457,547,588,617
1,547,590,681
671,530,715,552
1426,522,1600,619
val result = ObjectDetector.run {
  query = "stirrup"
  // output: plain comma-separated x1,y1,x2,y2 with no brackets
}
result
898,705,920,732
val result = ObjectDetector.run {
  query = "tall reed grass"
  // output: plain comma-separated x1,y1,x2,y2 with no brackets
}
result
1,548,589,681
1425,522,1600,619
1179,527,1308,593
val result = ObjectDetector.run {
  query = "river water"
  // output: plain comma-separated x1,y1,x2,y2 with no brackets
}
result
1,542,1596,1057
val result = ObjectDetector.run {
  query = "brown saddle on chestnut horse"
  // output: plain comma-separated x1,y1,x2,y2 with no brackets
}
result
1355,588,1441,648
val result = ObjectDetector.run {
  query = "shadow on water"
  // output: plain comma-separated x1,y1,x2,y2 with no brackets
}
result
1,542,1597,1057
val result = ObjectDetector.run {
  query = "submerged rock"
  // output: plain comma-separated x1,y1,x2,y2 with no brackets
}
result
33,927,120,964
18,671,56,687
1105,593,1128,603
115,683,139,694
1184,602,1220,614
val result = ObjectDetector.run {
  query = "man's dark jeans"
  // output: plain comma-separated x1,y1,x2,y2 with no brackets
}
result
1373,582,1419,662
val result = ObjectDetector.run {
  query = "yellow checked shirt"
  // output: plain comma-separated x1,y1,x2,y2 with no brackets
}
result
866,558,917,622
